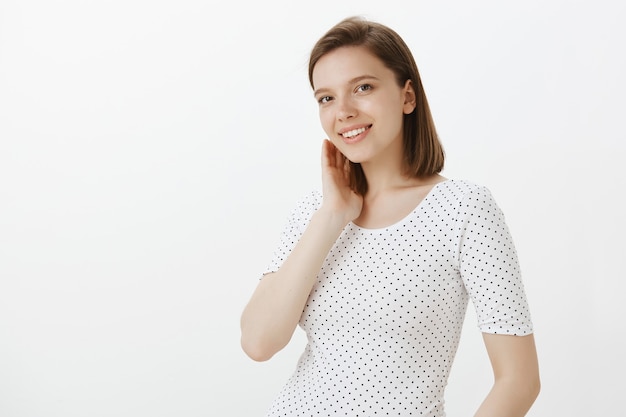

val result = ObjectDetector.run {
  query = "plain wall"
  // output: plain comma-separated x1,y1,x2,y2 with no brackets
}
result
0,0,624,416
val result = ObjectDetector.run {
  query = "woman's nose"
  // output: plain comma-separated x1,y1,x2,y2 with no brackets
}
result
336,97,357,121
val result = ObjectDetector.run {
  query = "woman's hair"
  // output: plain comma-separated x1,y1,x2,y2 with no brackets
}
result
308,16,445,195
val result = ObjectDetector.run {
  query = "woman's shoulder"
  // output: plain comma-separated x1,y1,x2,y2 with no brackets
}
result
298,188,323,206
437,179,508,223
437,178,492,199
285,188,323,221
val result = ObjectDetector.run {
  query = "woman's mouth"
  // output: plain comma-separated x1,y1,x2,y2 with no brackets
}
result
340,125,371,143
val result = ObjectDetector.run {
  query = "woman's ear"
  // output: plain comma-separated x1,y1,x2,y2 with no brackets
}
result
402,79,417,114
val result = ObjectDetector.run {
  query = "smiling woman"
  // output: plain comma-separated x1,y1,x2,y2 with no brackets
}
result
313,47,413,168
1,2,623,416
309,20,444,197
240,16,540,417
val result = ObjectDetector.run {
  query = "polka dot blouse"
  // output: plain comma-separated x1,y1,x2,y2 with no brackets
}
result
262,179,533,417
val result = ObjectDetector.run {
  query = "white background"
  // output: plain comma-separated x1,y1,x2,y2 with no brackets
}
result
1,0,624,416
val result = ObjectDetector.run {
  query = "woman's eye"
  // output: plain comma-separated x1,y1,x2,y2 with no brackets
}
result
318,96,332,104
357,84,372,93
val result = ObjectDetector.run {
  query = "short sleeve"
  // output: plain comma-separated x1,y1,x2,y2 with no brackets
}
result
262,190,323,276
455,186,533,335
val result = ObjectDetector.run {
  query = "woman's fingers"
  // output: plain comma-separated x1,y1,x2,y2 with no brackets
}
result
325,139,347,170
322,139,353,188
343,154,351,181
334,144,344,171
322,139,335,169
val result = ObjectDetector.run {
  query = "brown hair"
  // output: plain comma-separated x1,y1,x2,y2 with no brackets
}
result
308,16,444,195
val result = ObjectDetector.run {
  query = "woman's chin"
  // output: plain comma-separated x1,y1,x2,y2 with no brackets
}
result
343,151,369,165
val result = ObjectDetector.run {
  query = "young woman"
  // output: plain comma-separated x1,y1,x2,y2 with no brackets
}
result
240,16,540,417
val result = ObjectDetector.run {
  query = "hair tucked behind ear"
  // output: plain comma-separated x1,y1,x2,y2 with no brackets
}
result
309,16,444,195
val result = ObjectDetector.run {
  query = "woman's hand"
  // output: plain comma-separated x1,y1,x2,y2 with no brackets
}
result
240,140,364,361
320,139,363,225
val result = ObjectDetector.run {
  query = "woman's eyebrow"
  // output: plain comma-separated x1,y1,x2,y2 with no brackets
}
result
313,74,380,97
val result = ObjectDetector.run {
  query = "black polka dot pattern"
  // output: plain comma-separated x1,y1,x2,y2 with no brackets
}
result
263,180,533,416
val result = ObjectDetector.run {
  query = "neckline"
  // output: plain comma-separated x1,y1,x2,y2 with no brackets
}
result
348,179,450,233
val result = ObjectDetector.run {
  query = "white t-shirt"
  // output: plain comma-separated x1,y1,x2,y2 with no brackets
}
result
263,179,533,417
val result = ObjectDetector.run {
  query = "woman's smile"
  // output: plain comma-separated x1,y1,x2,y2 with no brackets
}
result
339,124,372,144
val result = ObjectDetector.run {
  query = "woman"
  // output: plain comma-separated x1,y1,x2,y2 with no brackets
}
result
240,16,540,417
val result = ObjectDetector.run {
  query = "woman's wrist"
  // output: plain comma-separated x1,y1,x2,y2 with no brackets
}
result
313,206,352,234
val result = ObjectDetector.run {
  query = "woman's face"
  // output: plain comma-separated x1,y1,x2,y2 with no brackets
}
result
311,46,415,167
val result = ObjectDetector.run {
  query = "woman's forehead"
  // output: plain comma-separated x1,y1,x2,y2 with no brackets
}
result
311,46,391,90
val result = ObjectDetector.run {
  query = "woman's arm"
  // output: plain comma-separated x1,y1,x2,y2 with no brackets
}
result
473,333,540,417
240,209,348,361
240,140,362,362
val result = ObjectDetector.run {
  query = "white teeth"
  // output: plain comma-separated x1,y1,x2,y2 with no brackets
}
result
341,127,367,138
